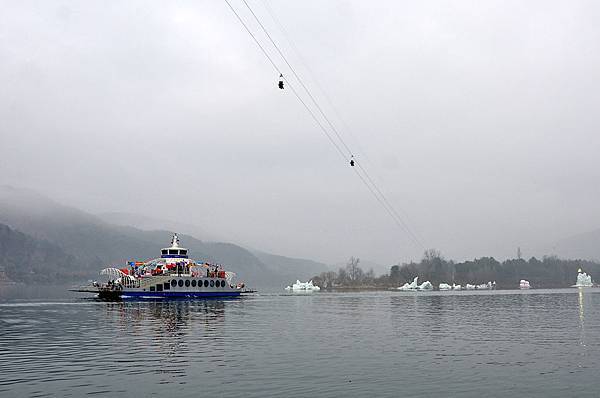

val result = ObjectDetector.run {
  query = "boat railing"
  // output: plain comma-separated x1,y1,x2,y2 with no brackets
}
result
120,276,139,288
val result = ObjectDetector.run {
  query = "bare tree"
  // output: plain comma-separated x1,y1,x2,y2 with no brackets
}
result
423,249,442,262
345,257,364,285
337,267,349,285
321,271,337,288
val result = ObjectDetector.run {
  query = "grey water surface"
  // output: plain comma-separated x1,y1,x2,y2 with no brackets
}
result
1,289,599,397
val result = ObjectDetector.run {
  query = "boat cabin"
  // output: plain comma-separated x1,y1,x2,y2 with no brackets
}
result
160,233,188,259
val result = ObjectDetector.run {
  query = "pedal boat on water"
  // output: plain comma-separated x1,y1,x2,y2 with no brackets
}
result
72,234,254,300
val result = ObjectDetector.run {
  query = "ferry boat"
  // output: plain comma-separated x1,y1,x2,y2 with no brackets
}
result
74,234,251,300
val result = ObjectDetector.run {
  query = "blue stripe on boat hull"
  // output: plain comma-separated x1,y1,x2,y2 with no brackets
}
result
120,291,242,299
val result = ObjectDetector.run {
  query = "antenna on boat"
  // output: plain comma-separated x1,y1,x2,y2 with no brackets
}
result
171,233,180,248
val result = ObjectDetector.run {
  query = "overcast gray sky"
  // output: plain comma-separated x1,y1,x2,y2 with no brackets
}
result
2,0,600,265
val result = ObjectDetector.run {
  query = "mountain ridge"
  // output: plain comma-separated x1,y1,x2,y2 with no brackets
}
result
0,186,328,287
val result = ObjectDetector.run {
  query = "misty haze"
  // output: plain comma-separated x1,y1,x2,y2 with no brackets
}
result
2,1,600,397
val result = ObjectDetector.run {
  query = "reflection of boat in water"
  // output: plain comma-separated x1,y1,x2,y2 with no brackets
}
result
73,234,254,300
285,280,321,291
101,300,228,378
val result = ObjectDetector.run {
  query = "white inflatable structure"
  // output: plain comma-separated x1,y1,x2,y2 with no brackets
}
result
397,277,433,291
464,281,495,290
397,276,419,291
285,280,321,291
573,269,593,287
439,283,462,291
439,283,452,291
519,279,531,289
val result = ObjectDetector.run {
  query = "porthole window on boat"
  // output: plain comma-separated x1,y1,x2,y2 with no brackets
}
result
171,280,177,287
210,280,215,287
191,280,197,287
178,279,184,287
185,279,191,287
204,280,209,287
220,280,225,288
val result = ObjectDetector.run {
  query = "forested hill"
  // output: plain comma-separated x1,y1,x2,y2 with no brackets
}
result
0,186,326,286
389,254,600,288
0,223,86,283
313,252,600,289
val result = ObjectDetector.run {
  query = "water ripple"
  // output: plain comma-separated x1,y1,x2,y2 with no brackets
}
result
1,290,599,397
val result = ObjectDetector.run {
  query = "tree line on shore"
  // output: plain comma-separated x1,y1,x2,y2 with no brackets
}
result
311,250,600,289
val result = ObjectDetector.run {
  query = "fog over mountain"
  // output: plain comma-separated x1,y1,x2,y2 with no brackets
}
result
547,229,600,262
98,212,227,243
2,1,600,265
0,186,327,286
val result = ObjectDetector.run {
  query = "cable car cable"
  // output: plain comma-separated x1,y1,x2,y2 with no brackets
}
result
223,0,348,160
241,0,355,159
249,0,426,249
224,0,426,250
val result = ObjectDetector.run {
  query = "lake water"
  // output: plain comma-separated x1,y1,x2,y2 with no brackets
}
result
1,288,599,397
